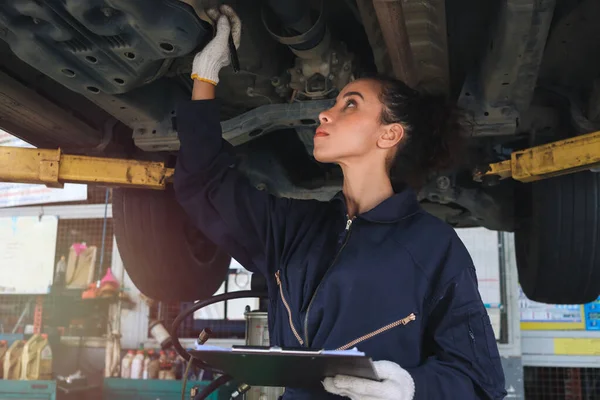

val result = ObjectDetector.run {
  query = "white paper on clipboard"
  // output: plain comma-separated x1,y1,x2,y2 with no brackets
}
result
191,344,378,388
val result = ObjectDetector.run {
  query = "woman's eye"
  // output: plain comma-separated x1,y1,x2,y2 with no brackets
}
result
344,99,357,109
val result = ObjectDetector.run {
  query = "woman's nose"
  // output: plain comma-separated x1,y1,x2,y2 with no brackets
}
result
319,109,332,124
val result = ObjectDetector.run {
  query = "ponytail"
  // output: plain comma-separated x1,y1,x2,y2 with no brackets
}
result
370,76,467,190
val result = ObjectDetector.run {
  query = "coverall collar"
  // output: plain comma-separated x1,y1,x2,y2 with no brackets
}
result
330,183,421,223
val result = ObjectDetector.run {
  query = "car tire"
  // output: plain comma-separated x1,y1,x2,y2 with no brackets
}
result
515,170,600,304
112,186,231,302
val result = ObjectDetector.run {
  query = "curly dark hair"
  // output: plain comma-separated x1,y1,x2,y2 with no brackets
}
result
366,76,467,190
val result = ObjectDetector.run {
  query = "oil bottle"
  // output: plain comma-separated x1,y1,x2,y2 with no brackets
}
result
3,340,25,380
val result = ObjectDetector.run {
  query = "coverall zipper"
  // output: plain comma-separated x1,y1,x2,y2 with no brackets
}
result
336,313,417,350
275,270,304,345
303,216,355,347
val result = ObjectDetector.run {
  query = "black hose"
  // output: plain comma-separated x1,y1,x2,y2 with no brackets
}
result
172,290,268,398
194,374,233,400
170,290,268,369
267,0,310,30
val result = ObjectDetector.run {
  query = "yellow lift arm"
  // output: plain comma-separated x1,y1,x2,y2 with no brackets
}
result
474,130,600,184
0,147,174,190
0,130,598,190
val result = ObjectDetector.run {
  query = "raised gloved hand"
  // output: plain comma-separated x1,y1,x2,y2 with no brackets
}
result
191,5,241,85
323,360,415,400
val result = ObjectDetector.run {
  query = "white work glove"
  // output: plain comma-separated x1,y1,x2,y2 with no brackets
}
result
191,5,241,85
323,360,415,400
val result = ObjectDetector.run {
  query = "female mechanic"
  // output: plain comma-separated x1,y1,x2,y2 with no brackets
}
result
174,6,507,400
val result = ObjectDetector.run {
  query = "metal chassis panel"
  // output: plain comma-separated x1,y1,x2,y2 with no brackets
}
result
0,69,104,149
458,0,556,137
133,99,335,152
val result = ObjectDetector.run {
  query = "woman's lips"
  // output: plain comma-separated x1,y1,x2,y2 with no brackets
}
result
315,128,329,138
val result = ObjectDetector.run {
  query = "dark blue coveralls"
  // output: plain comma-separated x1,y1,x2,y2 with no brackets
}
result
174,99,507,399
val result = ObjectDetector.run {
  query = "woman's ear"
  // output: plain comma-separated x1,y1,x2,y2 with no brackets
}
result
377,123,404,149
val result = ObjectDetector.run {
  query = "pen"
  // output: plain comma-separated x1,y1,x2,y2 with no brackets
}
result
228,33,240,73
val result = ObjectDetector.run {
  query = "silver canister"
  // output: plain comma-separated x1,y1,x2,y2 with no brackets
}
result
244,310,285,400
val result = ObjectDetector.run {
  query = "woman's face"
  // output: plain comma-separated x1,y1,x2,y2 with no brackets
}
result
313,79,400,165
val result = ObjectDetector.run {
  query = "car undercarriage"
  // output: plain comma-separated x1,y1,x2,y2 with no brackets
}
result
1,0,600,304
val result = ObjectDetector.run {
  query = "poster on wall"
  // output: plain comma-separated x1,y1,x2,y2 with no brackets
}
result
0,215,57,294
584,297,600,331
455,228,502,340
519,287,586,330
0,130,87,208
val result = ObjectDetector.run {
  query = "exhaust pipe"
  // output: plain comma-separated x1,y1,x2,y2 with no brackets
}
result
262,0,329,59
371,0,418,87
266,0,313,35
262,0,353,100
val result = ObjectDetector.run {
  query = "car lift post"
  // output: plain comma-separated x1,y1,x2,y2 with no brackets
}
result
0,146,174,190
0,130,599,189
474,130,600,185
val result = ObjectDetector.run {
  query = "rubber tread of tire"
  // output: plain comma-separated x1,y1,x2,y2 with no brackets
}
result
112,187,231,302
516,171,600,304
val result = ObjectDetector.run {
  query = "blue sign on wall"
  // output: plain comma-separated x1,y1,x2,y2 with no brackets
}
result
584,297,600,331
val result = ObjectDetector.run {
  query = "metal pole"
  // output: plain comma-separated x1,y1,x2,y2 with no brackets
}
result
96,188,110,286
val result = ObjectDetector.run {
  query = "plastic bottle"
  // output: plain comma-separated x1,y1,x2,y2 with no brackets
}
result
148,352,160,380
54,256,67,287
164,350,176,380
21,334,49,380
0,340,8,378
20,334,52,380
130,350,144,379
3,340,25,380
37,334,53,380
120,350,134,379
23,334,53,380
158,350,167,380
142,350,151,380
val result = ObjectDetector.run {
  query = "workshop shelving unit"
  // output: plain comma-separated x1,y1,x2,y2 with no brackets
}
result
521,298,600,398
0,380,57,400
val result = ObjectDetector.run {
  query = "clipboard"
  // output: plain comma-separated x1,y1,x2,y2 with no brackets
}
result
189,345,380,389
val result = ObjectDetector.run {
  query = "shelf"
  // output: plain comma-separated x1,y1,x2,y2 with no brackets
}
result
103,378,236,400
522,330,600,368
0,380,56,400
